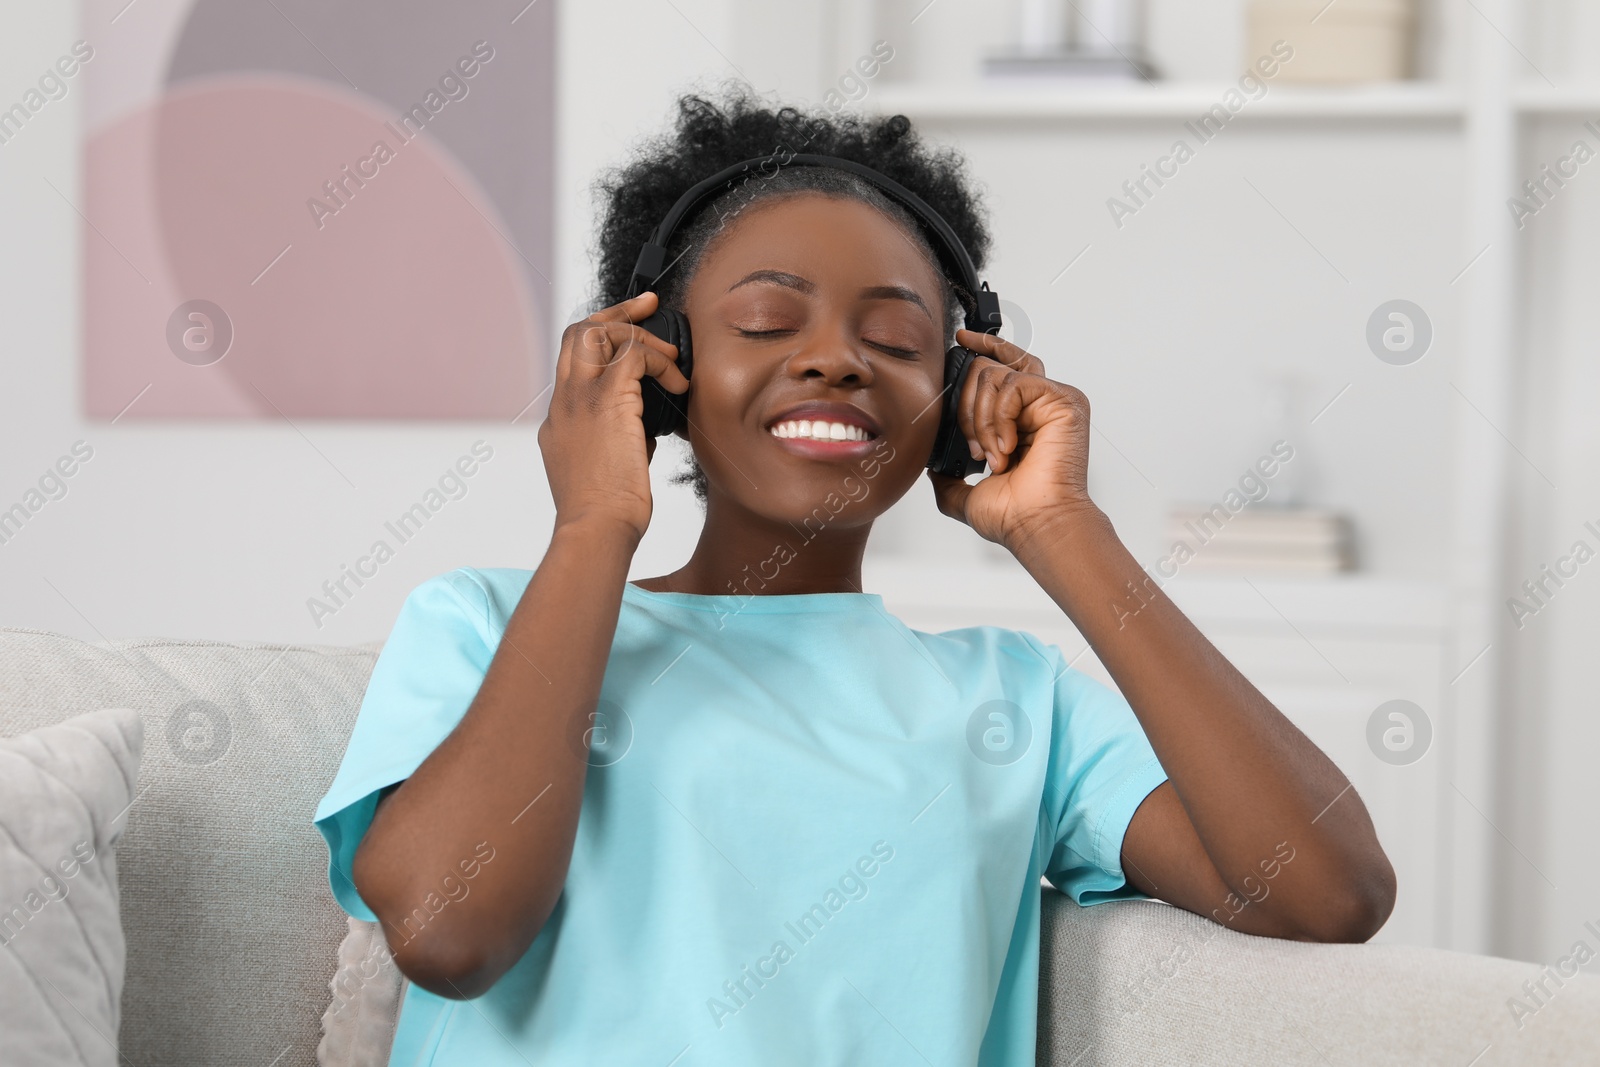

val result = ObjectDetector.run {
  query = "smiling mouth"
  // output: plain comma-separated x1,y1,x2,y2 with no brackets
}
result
767,418,878,443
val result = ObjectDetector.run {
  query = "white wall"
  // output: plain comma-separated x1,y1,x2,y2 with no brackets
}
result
0,0,744,649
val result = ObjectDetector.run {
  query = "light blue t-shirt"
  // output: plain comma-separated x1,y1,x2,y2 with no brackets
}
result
313,566,1169,1066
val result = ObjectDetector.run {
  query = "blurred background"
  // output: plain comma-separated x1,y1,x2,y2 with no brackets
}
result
1,0,1595,968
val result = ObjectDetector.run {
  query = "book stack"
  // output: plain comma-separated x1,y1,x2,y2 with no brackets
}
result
1164,505,1355,574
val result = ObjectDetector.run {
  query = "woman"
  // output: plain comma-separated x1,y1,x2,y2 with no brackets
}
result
314,83,1396,1065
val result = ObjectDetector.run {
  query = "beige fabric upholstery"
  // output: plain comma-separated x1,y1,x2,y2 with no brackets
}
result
0,706,142,1067
318,915,406,1067
0,629,378,1067
2,625,1595,1065
1039,893,1600,1065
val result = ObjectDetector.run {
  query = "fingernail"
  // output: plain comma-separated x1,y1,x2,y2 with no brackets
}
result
969,441,982,460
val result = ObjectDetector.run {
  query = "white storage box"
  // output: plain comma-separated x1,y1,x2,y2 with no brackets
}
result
1248,0,1415,82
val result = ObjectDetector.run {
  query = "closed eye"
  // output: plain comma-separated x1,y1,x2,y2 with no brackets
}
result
737,329,918,359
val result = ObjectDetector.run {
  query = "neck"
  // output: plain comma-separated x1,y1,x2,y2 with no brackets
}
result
641,493,873,596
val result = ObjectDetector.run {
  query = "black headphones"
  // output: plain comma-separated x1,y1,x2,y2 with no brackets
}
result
624,151,1003,479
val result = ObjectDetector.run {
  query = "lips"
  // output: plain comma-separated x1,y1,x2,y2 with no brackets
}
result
763,401,881,437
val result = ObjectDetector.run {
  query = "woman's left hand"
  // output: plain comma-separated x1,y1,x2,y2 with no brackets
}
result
926,329,1102,550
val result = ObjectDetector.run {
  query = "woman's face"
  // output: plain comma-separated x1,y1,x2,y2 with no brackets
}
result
676,192,950,527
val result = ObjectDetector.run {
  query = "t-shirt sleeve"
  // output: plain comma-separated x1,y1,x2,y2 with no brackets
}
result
312,568,498,921
1022,633,1169,907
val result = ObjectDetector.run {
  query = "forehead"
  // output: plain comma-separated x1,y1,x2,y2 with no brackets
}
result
687,192,946,301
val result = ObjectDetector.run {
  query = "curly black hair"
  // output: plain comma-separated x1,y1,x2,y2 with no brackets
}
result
585,78,993,508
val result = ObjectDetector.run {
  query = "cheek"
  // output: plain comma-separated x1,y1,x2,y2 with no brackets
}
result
691,355,758,412
685,352,763,444
864,366,943,481
901,363,947,441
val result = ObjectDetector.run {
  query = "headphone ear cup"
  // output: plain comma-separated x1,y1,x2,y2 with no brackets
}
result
635,306,693,438
926,345,986,478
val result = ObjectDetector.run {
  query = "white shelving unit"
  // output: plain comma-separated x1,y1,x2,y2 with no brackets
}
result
843,0,1575,955
1511,84,1600,113
870,81,1466,120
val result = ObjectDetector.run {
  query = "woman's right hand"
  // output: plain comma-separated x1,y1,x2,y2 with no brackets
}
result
539,290,689,543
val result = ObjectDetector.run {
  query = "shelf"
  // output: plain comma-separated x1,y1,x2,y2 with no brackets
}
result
863,557,1452,633
1513,84,1600,114
867,80,1465,122
869,79,1600,121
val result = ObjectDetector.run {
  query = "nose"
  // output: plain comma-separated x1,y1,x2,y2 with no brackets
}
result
784,324,876,386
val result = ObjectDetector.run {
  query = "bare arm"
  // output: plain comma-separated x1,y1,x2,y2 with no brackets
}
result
351,520,640,998
1013,510,1396,942
931,328,1395,944
349,291,685,998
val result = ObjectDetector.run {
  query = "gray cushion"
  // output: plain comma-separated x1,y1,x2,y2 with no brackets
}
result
0,629,378,1067
1039,893,1600,1065
0,706,142,1067
318,915,406,1066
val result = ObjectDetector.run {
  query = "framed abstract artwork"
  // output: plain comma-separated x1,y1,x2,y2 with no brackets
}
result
78,0,555,419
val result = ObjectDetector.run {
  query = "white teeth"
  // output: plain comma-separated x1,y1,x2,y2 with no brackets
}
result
770,419,873,442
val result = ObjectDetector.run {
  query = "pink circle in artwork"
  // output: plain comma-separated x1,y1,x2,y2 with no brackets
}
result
85,74,544,419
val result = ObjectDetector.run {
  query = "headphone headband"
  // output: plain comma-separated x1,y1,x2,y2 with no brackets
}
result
626,151,1001,335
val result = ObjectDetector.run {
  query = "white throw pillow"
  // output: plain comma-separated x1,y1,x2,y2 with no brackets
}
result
318,916,407,1067
0,707,143,1067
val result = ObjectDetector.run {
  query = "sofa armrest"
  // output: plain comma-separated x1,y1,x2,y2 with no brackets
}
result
1038,890,1599,1066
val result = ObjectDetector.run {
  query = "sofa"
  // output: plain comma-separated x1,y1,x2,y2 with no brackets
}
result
1,625,1595,1066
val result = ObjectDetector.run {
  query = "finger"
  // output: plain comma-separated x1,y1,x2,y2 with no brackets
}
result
958,356,988,459
993,376,1032,469
601,322,684,381
953,329,1030,371
570,322,619,380
589,289,659,325
642,342,692,395
555,291,655,383
645,434,658,464
972,369,1002,469
573,321,681,380
590,320,680,368
957,328,1036,370
603,340,692,398
926,468,972,525
956,330,1049,384
559,293,674,383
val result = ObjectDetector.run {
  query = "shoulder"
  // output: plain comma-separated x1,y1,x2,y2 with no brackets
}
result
407,565,532,601
913,620,1055,662
901,620,1060,679
918,622,1126,722
389,566,533,646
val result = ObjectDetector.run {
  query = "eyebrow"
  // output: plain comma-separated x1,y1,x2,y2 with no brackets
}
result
726,269,933,324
